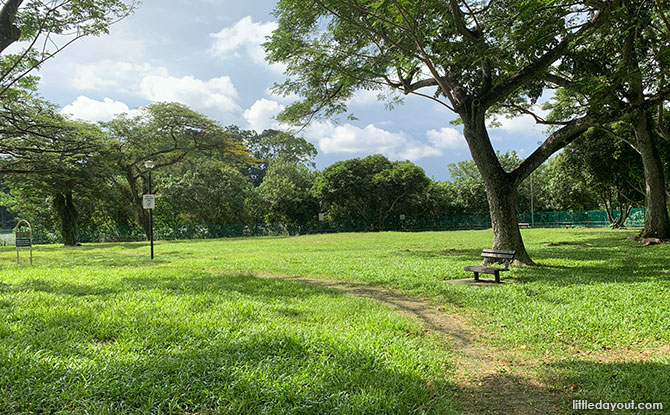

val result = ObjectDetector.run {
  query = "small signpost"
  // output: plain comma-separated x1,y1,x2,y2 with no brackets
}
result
14,219,32,265
318,213,325,222
143,194,155,209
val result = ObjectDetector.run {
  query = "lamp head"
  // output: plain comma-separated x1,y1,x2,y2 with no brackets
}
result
144,160,155,169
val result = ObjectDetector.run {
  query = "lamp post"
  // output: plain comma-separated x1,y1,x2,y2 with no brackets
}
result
144,160,155,259
530,172,534,228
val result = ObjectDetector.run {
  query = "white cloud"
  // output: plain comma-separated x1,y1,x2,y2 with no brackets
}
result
243,98,284,132
495,106,550,136
139,74,241,115
60,96,136,122
72,60,169,91
348,89,381,106
303,122,442,162
209,16,280,70
426,127,467,149
397,144,443,160
67,58,242,120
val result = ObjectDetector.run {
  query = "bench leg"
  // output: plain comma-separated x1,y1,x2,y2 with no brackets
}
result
474,272,479,281
494,270,500,283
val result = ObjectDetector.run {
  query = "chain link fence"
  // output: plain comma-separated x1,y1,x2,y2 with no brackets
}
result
0,208,645,245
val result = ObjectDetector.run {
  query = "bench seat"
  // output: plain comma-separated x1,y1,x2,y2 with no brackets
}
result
463,265,507,274
463,249,516,283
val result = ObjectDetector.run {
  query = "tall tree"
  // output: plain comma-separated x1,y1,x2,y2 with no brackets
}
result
313,154,430,230
232,127,317,186
1,118,109,245
266,0,620,263
103,102,252,238
545,0,670,238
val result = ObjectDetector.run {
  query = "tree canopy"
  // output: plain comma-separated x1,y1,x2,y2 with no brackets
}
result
265,0,622,263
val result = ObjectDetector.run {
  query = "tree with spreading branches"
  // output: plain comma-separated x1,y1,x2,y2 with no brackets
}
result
265,0,623,264
544,0,670,239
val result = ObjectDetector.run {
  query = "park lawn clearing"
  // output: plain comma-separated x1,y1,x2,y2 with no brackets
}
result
1,228,669,414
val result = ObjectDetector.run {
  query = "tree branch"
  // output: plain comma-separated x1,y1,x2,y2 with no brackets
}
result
511,114,599,185
481,1,619,109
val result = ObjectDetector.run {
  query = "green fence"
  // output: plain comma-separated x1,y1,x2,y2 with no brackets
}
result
0,208,645,245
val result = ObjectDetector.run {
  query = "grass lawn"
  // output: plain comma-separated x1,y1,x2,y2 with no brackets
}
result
0,228,668,414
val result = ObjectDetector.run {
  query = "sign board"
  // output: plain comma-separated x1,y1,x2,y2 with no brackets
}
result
318,213,325,221
399,214,406,220
16,238,31,247
143,194,155,209
13,219,33,265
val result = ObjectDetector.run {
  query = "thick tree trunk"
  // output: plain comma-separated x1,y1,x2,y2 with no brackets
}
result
483,174,534,265
633,112,670,238
462,109,535,265
53,191,78,246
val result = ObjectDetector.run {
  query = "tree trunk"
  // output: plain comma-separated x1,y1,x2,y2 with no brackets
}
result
484,174,535,265
633,112,670,239
462,108,535,265
53,191,78,246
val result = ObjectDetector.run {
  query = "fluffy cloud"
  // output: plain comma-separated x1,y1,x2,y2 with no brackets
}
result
426,127,467,149
348,89,381,106
494,106,551,136
303,122,442,162
60,96,136,122
243,98,285,132
139,74,241,115
68,58,242,120
209,16,280,70
72,61,169,91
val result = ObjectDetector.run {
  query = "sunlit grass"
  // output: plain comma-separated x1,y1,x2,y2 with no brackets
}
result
1,228,668,413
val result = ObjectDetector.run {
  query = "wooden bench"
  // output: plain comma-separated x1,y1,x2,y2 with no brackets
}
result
464,249,515,283
518,222,531,229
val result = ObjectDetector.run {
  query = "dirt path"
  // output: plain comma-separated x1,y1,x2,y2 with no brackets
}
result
261,274,565,415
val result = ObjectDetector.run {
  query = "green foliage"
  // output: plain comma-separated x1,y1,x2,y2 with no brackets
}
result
313,154,430,229
0,0,137,96
257,161,319,226
233,127,317,186
156,160,260,228
563,127,645,211
541,153,600,211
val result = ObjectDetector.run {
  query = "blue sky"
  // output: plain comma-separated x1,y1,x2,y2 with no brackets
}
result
36,0,549,181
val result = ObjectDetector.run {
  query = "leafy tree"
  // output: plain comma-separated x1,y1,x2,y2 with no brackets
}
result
157,160,260,231
102,102,253,238
562,128,645,227
541,153,600,212
0,0,136,97
233,127,317,186
257,161,319,226
313,154,430,230
545,0,670,238
266,0,619,263
0,110,109,246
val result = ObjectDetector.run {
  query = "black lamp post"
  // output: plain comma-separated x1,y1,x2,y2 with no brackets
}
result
145,160,155,259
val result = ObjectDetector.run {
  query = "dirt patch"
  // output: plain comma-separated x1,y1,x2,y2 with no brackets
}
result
255,273,564,415
547,241,593,247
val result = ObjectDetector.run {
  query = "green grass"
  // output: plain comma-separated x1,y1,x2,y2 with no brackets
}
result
1,228,669,414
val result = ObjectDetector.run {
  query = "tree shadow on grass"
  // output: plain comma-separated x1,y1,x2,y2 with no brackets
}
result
0,272,464,414
3,272,343,303
514,252,670,286
544,359,670,415
1,329,462,414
